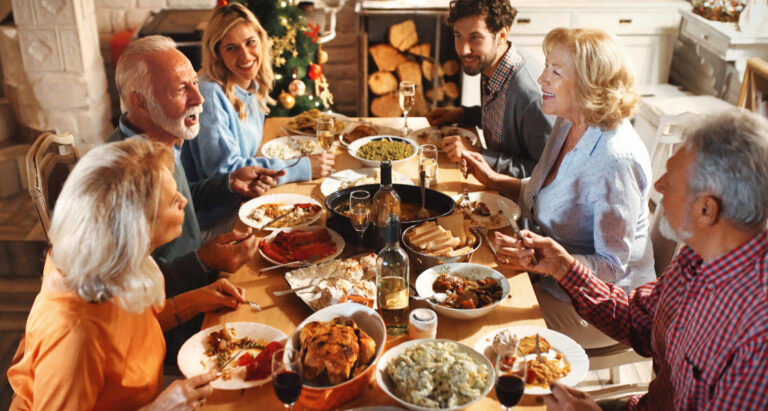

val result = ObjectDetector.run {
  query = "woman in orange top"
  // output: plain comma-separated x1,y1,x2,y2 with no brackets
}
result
8,138,224,410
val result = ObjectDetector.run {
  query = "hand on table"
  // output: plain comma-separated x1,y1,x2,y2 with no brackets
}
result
143,371,216,411
544,382,601,411
309,152,335,179
495,230,575,280
442,135,480,163
191,278,247,313
427,107,465,126
198,231,258,273
230,166,284,197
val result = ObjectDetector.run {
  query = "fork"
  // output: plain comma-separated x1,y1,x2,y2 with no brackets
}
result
260,258,314,273
244,300,261,312
272,284,318,296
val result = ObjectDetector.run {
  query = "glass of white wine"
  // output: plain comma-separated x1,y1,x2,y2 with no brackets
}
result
349,190,371,250
418,144,438,187
399,81,416,137
316,115,335,173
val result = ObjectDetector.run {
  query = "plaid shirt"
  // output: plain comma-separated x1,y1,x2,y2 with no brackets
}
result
481,43,523,151
560,230,768,410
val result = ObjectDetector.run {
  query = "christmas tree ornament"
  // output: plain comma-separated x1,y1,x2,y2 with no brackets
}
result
315,74,334,108
216,0,228,7
279,91,296,109
288,79,306,96
317,48,328,64
308,63,322,81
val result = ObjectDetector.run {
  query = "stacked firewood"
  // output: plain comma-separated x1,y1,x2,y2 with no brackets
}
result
367,19,460,117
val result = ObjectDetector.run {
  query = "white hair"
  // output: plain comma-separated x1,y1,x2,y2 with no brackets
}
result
115,35,178,109
684,109,768,229
48,137,173,313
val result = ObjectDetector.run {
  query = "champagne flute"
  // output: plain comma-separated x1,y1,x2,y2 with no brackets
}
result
317,115,335,173
418,144,438,187
349,190,371,250
495,349,526,410
272,347,303,410
399,81,416,137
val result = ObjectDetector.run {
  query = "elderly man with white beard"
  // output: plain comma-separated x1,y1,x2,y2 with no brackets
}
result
107,36,283,361
494,109,768,410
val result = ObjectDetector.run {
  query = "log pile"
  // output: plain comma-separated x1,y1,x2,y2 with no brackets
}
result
368,19,460,117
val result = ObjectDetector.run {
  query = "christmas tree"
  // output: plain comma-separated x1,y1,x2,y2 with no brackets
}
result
233,0,334,116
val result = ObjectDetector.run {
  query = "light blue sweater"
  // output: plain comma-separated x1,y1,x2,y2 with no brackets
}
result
181,78,312,185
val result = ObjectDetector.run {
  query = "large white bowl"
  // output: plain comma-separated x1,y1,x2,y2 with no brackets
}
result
415,263,511,320
375,338,495,411
285,303,387,410
348,135,418,168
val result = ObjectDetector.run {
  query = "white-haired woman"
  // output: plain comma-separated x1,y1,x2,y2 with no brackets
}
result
8,138,244,410
462,28,655,348
181,2,334,185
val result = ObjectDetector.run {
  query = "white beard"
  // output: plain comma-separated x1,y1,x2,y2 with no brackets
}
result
658,208,692,242
146,93,202,141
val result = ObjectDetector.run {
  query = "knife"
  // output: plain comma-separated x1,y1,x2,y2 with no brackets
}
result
262,208,294,229
496,199,537,265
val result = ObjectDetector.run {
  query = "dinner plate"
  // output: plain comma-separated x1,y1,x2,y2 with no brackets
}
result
177,322,287,390
319,168,413,197
285,111,351,136
338,122,402,148
473,325,589,395
408,126,479,147
239,193,323,231
260,136,323,160
259,226,345,266
452,192,521,230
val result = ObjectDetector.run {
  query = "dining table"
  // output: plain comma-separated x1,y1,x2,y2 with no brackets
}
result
200,116,549,410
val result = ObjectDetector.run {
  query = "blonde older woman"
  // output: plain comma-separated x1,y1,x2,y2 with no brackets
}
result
463,28,655,348
8,138,246,410
181,3,334,186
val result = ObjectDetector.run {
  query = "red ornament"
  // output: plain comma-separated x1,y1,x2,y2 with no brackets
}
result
216,0,228,7
304,23,321,43
308,63,322,81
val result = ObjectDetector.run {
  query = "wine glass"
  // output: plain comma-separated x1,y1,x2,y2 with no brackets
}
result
272,347,303,409
418,144,438,187
349,190,371,250
495,349,526,410
399,81,416,137
317,115,335,173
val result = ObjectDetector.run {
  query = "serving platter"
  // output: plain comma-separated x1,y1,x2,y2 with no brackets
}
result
239,193,323,231
259,226,345,266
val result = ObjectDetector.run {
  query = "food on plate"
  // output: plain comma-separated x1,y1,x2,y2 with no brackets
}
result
356,139,414,161
517,335,552,356
335,169,381,190
431,272,503,309
405,213,477,256
457,199,505,228
413,126,477,144
524,354,571,388
299,317,377,385
385,341,490,408
288,109,346,134
247,202,321,229
342,124,379,145
488,332,570,388
263,138,322,159
334,200,438,222
285,253,378,311
259,228,337,264
203,327,282,381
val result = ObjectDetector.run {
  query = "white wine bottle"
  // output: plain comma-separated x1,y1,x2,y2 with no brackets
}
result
371,160,400,250
377,215,409,336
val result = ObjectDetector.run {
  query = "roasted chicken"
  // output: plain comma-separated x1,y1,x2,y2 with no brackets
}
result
299,317,377,385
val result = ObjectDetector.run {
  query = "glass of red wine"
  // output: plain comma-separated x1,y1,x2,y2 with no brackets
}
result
495,349,526,409
271,347,303,409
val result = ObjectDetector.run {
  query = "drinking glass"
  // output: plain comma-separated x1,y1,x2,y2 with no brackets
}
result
418,144,438,187
272,347,303,410
398,81,416,137
317,115,335,173
495,349,526,410
349,190,371,249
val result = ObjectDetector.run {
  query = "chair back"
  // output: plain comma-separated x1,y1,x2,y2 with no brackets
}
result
737,57,768,114
25,132,80,240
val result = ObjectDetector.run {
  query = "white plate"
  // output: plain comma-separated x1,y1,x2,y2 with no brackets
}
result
260,136,323,160
473,325,589,395
177,322,287,390
376,339,494,411
415,263,510,320
339,122,402,148
348,135,419,168
408,126,478,147
452,192,521,230
319,168,413,197
259,226,345,266
286,111,352,136
238,193,323,231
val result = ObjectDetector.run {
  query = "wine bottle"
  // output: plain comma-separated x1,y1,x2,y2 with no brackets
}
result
371,160,400,250
377,215,409,336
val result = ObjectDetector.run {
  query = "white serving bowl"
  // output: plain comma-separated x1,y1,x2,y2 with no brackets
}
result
375,338,495,410
347,135,418,168
415,263,511,320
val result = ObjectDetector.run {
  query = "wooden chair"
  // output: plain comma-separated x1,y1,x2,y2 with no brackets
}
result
737,57,768,114
25,132,80,241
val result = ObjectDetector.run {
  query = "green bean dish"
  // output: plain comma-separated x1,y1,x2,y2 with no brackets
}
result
356,139,414,161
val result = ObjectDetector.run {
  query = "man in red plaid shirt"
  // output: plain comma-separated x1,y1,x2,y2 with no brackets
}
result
496,109,768,410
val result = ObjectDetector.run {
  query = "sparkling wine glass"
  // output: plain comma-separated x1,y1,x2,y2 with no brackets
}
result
316,115,335,173
495,349,526,410
418,144,438,187
349,190,371,250
272,347,303,410
399,81,416,137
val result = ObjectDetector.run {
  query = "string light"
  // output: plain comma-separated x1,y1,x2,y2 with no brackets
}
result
276,74,282,80
308,95,314,100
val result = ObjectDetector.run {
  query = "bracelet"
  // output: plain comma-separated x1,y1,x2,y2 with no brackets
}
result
169,297,183,327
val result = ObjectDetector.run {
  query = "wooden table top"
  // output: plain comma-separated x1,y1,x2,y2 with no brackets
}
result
201,117,547,410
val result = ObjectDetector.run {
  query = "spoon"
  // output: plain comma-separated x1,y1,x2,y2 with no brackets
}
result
417,169,429,219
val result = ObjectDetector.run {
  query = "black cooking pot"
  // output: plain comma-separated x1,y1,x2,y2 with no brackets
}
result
324,184,456,250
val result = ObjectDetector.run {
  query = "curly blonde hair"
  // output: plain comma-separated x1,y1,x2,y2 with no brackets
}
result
201,3,275,120
543,28,639,130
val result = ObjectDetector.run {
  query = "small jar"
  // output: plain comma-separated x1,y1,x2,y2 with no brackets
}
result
408,308,437,340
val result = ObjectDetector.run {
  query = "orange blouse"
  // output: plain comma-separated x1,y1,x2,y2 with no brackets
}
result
7,258,166,411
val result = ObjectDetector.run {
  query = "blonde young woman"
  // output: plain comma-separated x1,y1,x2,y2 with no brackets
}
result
462,28,655,349
181,3,333,185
